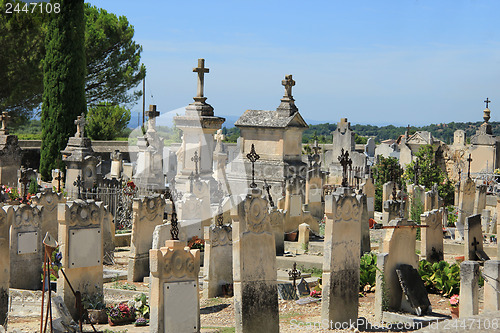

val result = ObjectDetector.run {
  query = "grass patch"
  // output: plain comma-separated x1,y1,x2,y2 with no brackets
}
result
298,266,323,277
111,281,137,291
202,327,235,333
204,297,224,307
279,311,303,320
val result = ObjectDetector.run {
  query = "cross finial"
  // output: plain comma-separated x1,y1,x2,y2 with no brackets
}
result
146,105,160,130
246,144,260,188
338,148,352,187
55,170,63,193
191,151,200,177
467,154,473,178
74,113,86,138
0,112,10,135
193,58,209,102
214,129,225,144
484,98,491,109
281,74,295,99
170,197,179,240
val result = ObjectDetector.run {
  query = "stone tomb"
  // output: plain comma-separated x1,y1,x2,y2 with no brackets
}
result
149,240,200,333
464,214,489,261
0,206,10,326
8,204,43,290
321,188,363,326
128,195,165,282
57,200,106,319
203,214,233,298
420,209,444,262
31,188,66,240
231,188,279,333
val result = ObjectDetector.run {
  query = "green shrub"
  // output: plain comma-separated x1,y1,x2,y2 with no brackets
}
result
359,252,377,292
418,259,460,297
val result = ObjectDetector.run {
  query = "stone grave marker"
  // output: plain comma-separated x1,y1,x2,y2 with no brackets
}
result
128,194,165,282
268,206,285,255
0,206,10,326
31,188,66,241
465,214,489,261
298,222,309,253
395,264,431,316
421,209,444,262
149,240,200,333
232,188,279,333
457,178,475,239
473,184,487,215
481,209,491,233
484,260,500,311
57,200,105,319
357,193,371,254
382,198,400,225
322,187,363,326
277,283,298,300
8,204,43,290
459,261,479,318
296,277,310,296
361,178,375,219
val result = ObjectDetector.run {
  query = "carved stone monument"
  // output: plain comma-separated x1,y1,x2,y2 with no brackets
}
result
421,209,444,262
31,188,66,241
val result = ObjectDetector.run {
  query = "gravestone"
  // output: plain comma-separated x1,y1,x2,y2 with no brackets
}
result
383,181,395,202
268,206,285,255
282,177,319,235
382,199,400,225
360,178,375,220
232,188,279,333
484,260,500,311
57,200,105,319
456,178,475,239
31,188,66,241
51,169,64,192
298,223,309,253
395,264,431,316
110,150,122,179
481,209,490,233
0,206,10,326
0,112,22,186
464,214,489,261
305,167,324,220
277,283,298,300
459,261,480,318
203,214,233,298
473,184,487,215
424,186,439,212
192,179,212,225
128,194,165,282
421,209,444,262
149,240,200,333
8,204,43,290
357,193,371,254
297,277,310,296
321,188,363,326
102,209,115,264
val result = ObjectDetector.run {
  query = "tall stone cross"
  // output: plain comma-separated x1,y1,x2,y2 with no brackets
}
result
74,113,86,138
0,111,10,135
282,74,295,99
467,154,473,178
146,105,160,129
484,97,491,108
191,151,200,177
338,148,352,188
193,58,209,100
246,144,260,188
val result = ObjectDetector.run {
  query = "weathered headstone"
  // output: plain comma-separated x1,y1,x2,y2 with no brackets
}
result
424,186,439,212
102,208,115,264
459,261,480,318
268,206,285,255
473,184,487,215
481,208,491,233
360,178,375,220
296,277,310,296
382,198,400,225
464,214,488,261
0,206,10,326
395,264,431,316
8,204,43,290
383,181,395,202
128,194,165,282
0,112,22,186
305,167,324,220
232,188,279,333
321,188,363,326
357,193,371,254
484,260,500,311
421,209,444,262
57,200,105,319
456,178,475,239
149,240,200,333
31,188,66,241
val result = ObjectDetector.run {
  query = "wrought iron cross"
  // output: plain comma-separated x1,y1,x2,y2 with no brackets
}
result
485,97,491,108
263,179,274,208
467,154,472,178
191,151,200,177
193,58,209,99
246,144,260,188
170,202,179,240
73,174,84,200
188,171,195,193
288,262,301,289
19,169,30,204
55,170,63,193
338,148,352,187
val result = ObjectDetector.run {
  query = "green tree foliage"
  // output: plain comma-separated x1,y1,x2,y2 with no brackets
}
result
403,145,455,206
40,0,86,180
222,127,240,143
372,156,403,212
86,103,131,140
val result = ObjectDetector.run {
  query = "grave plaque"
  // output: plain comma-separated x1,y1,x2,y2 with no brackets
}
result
17,231,38,254
289,195,302,217
309,187,321,203
68,227,101,268
396,264,431,316
164,281,198,332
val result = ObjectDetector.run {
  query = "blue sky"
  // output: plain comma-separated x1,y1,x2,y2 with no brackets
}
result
90,0,500,126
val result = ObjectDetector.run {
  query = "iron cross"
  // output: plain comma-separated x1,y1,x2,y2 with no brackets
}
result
246,144,260,188
282,74,295,99
193,58,209,98
338,148,352,188
484,97,491,108
188,171,195,193
73,174,84,200
263,179,274,208
288,262,301,289
170,199,179,240
191,151,200,177
467,154,472,178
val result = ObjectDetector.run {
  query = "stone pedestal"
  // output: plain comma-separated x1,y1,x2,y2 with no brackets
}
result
298,223,309,253
232,188,279,333
321,188,362,326
0,134,22,187
459,261,479,318
57,200,105,319
421,209,444,263
0,206,10,326
8,204,43,290
128,195,165,282
149,240,200,333
203,221,233,298
484,260,500,311
31,189,66,241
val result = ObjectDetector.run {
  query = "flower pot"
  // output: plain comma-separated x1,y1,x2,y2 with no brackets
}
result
285,232,298,242
450,306,459,319
88,309,108,324
455,256,465,263
108,316,134,326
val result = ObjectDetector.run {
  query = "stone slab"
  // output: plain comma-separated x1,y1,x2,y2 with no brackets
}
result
382,311,451,325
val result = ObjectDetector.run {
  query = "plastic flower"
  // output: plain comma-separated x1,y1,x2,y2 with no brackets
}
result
450,294,459,307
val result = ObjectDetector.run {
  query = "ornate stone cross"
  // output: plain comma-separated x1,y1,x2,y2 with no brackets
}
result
288,262,301,289
484,97,491,108
193,58,209,101
282,74,295,99
246,144,260,188
73,174,84,199
74,113,86,138
467,154,473,178
263,179,274,208
338,148,352,188
191,151,200,177
214,129,225,144
0,111,10,135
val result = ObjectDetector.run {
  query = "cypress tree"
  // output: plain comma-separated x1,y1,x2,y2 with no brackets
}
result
40,0,86,180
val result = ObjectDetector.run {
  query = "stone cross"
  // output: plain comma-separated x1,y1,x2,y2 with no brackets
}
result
311,140,321,166
282,74,295,99
73,174,84,199
246,144,260,188
288,262,301,289
467,154,473,178
263,179,274,208
485,97,491,108
191,151,200,177
74,113,86,138
214,129,225,144
146,104,160,129
193,58,209,99
19,168,30,203
0,111,10,134
55,170,63,193
338,148,352,188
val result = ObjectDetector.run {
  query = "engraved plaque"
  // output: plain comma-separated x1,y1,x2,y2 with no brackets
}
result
367,197,374,212
17,232,38,254
290,195,302,217
68,227,101,268
164,281,198,332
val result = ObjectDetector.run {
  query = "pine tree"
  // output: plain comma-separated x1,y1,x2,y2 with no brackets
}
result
40,0,86,180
